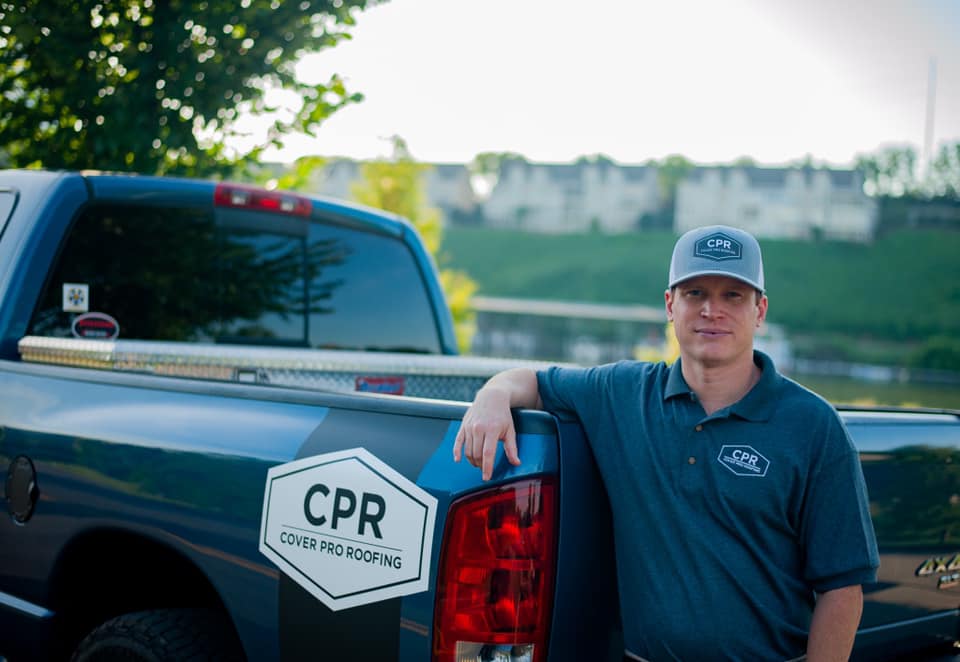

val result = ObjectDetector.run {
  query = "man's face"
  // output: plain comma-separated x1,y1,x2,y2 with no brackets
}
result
665,275,768,369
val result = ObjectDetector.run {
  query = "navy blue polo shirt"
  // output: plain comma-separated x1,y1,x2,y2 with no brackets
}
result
537,351,879,661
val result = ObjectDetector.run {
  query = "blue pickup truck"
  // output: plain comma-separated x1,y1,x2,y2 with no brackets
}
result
0,169,959,661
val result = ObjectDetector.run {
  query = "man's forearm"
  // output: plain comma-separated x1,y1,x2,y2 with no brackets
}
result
807,584,863,661
480,368,543,410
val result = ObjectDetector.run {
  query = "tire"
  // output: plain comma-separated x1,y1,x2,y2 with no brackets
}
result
71,608,244,662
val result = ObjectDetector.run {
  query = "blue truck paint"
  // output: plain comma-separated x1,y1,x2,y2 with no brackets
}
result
0,169,959,661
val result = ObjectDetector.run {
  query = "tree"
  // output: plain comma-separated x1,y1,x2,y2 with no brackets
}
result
855,142,960,199
855,145,920,197
653,154,693,226
575,153,616,166
0,0,375,177
469,151,527,177
466,151,527,206
351,137,478,353
929,141,960,198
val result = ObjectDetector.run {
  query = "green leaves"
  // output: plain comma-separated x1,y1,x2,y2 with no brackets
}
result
0,0,376,177
855,142,960,198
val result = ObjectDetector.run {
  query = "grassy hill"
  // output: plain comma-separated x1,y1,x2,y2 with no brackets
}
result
440,227,960,366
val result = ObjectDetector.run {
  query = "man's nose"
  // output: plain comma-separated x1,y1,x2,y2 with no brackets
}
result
700,296,721,318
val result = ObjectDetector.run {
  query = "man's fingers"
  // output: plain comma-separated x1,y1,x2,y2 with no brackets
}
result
453,427,464,462
481,430,500,481
503,425,521,466
467,432,482,468
456,415,523,479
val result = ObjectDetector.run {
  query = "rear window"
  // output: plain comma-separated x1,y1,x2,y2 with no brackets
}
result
29,203,442,353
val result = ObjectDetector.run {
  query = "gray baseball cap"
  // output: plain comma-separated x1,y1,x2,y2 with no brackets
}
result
668,224,765,292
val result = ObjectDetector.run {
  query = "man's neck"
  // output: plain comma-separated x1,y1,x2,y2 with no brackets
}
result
680,352,761,416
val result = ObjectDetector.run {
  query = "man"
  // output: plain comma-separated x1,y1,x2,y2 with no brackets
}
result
453,225,879,661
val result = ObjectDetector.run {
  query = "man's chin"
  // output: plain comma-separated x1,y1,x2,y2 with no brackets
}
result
685,345,744,368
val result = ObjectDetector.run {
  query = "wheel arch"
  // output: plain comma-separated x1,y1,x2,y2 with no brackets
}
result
46,527,242,659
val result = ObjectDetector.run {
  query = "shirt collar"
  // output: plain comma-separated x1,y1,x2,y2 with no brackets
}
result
664,359,692,400
663,350,782,422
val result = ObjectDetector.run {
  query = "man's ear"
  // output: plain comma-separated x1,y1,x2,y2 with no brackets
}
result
664,289,674,322
756,294,769,327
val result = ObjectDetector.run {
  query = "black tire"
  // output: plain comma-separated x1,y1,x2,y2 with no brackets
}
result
71,608,244,662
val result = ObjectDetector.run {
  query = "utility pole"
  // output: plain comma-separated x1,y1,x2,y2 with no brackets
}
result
923,57,937,182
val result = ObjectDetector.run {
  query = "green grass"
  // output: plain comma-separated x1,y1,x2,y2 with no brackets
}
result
441,227,960,344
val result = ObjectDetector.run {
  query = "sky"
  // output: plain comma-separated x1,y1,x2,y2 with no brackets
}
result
253,0,960,168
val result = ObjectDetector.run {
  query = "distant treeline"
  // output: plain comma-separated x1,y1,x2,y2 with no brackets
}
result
442,227,960,370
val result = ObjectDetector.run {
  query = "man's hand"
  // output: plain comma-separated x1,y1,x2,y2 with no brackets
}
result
453,368,542,480
453,386,521,481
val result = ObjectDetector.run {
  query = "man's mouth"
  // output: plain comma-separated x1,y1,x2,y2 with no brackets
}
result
696,328,731,338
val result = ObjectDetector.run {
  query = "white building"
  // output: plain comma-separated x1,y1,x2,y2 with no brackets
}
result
482,159,661,233
675,167,877,241
310,159,477,222
427,164,478,222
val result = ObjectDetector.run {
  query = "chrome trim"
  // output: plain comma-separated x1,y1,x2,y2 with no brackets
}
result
18,336,569,401
841,410,959,423
19,336,560,376
857,609,960,635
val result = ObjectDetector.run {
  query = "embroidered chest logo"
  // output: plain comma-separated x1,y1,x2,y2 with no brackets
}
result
717,445,770,477
694,233,742,261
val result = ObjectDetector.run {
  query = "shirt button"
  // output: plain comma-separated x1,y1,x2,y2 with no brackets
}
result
695,424,703,432
688,456,697,465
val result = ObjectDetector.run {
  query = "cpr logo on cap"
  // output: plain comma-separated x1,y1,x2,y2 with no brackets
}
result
694,233,742,261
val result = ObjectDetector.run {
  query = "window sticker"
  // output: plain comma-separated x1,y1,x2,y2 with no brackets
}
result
62,283,89,313
71,312,120,340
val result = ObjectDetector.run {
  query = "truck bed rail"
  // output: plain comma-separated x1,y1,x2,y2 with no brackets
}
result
18,336,563,401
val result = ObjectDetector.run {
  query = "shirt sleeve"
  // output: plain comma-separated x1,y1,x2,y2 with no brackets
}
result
801,411,880,592
537,364,610,418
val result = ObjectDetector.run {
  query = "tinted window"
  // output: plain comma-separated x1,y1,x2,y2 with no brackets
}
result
305,223,441,353
30,203,442,353
30,205,220,341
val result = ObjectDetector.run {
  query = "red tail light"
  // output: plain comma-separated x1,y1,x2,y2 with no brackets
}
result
433,479,557,662
214,183,312,217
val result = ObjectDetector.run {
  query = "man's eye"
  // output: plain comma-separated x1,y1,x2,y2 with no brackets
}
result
685,290,702,297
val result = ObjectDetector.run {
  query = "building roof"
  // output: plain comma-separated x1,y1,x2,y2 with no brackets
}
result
621,165,654,181
828,169,856,188
683,165,861,190
745,168,788,187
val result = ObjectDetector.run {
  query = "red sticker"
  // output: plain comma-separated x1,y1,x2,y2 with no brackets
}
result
71,312,120,340
355,376,405,396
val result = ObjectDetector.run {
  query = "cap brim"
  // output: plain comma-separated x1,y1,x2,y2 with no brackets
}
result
668,269,764,292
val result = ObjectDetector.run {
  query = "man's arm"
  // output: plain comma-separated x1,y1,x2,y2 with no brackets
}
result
453,368,543,481
806,584,863,661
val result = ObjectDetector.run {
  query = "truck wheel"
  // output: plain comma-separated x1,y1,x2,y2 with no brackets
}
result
71,608,243,662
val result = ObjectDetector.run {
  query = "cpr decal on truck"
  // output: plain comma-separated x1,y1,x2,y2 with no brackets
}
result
259,448,438,611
